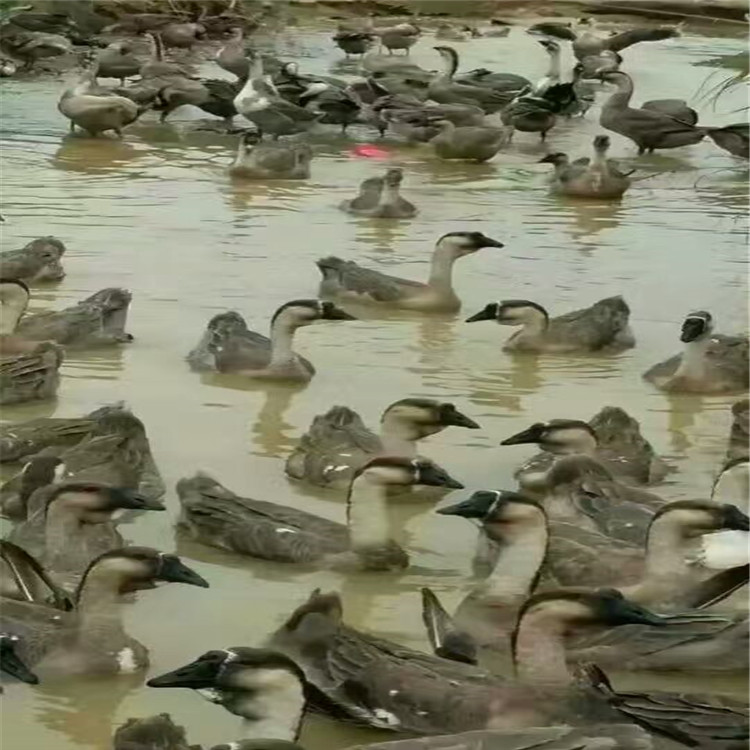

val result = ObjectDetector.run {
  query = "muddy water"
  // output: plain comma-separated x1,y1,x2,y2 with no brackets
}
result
0,11,748,750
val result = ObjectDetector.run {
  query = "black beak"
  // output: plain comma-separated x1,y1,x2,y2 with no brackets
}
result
538,154,556,164
107,487,165,512
157,556,210,588
722,504,750,531
500,423,545,446
465,304,497,323
600,590,666,627
477,235,504,249
322,303,357,321
147,656,219,689
680,317,707,343
418,463,464,490
437,490,498,519
440,407,480,430
0,640,39,684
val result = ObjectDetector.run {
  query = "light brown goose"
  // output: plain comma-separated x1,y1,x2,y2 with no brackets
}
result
176,457,463,571
339,168,417,218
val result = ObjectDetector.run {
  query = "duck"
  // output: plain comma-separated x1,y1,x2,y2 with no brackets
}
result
0,236,66,283
339,168,417,218
507,408,669,487
5,482,164,592
58,67,141,138
429,47,510,113
1,546,208,678
95,41,141,85
14,286,133,348
332,27,375,57
369,21,421,55
0,633,38,686
186,301,356,382
429,119,510,162
176,457,463,571
145,645,651,750
643,311,749,393
284,399,480,488
266,588,746,744
434,491,749,673
317,232,503,312
466,297,634,354
229,131,313,180
539,136,633,199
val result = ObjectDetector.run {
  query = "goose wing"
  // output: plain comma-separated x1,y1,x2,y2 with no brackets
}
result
548,296,631,350
604,27,678,53
0,344,62,406
526,23,578,41
0,416,91,463
641,99,698,126
707,335,749,386
317,257,424,302
0,597,72,667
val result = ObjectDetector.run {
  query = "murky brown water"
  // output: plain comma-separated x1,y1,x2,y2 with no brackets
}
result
1,8,748,749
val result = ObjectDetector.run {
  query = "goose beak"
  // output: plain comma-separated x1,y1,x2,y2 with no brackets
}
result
418,463,464,489
148,657,218,688
598,590,666,627
157,557,210,588
477,235,504,249
680,317,707,343
322,303,357,321
538,154,556,164
500,424,544,446
441,409,480,429
437,491,496,519
0,641,39,684
107,488,165,512
722,505,749,531
465,307,496,323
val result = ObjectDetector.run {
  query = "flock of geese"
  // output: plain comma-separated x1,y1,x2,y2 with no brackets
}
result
0,2,749,750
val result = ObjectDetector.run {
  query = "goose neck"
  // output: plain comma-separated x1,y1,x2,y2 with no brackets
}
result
676,336,711,380
74,569,128,645
231,676,306,742
268,316,299,368
427,245,459,291
604,75,633,109
379,415,418,456
512,608,571,687
346,474,392,552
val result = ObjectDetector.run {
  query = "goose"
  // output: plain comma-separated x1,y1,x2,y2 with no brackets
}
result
643,311,749,394
0,237,66,283
317,232,503,312
229,131,313,180
528,22,677,62
434,491,748,673
0,28,71,68
0,634,38,685
454,66,530,103
266,587,746,744
284,399,480,488
160,18,206,49
508,408,669,487
58,67,140,137
0,455,65,520
474,20,513,38
339,168,417,218
15,286,133,348
369,21,421,55
144,647,651,750
466,297,634,353
176,457,462,571
186,301,356,382
95,41,141,85
332,28,375,57
429,47,510,113
434,23,478,42
217,27,254,79
429,119,510,162
139,31,190,80
377,98,485,142
297,83,361,134
1,546,208,678
539,136,633,199
5,482,164,592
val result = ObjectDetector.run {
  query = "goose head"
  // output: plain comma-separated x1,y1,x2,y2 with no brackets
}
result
77,546,209,597
353,456,464,490
204,311,249,352
593,134,611,154
466,300,550,330
381,398,480,438
0,634,38,685
680,311,713,343
0,278,30,333
435,231,504,259
648,499,749,539
21,236,66,281
537,38,561,56
501,419,599,456
239,129,263,152
270,300,356,330
383,167,404,188
538,152,569,167
44,483,165,524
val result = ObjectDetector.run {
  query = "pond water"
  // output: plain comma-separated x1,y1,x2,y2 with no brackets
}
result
0,7,748,749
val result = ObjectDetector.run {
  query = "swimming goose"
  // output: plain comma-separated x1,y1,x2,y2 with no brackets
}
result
146,646,651,750
539,136,633,199
466,297,634,353
15,286,133,348
430,119,510,162
318,232,502,312
333,28,375,57
0,237,66,283
6,482,164,591
1,546,208,678
229,131,313,180
176,457,463,571
435,492,749,673
284,399,480,488
58,67,140,138
369,21,421,55
95,41,141,85
429,47,509,113
266,587,746,744
0,634,38,685
339,168,417,219
186,301,355,382
643,311,749,394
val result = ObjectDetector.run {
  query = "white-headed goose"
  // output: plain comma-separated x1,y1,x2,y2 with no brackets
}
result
285,399,479,488
186,301,356,382
176,457,463,571
466,297,634,353
318,232,503,313
643,311,749,394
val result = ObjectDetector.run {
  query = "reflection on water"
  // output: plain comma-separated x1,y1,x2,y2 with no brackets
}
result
0,10,748,750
